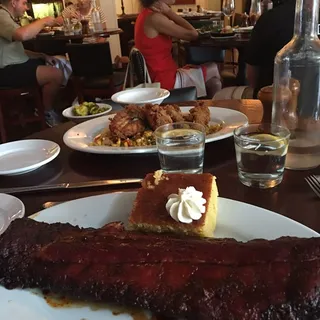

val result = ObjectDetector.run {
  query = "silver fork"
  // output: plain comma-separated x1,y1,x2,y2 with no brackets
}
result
305,175,320,198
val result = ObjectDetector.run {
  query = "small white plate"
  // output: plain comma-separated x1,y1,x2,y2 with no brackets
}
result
0,140,60,176
63,106,248,154
111,88,170,105
62,103,112,123
0,192,315,320
0,193,25,235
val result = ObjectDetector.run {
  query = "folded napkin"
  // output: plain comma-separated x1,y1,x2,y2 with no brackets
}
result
47,55,72,86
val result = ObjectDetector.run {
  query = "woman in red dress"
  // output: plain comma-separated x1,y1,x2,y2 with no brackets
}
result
134,0,222,98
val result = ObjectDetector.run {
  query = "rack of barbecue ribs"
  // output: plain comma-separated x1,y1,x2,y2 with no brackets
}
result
0,218,319,319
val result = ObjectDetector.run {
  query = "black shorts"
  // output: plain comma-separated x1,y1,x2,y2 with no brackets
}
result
0,58,45,88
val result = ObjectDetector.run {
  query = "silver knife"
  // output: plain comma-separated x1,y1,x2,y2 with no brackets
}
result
0,178,142,195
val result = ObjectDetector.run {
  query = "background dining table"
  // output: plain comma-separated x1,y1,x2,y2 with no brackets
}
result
190,36,250,85
1,99,319,233
23,28,123,56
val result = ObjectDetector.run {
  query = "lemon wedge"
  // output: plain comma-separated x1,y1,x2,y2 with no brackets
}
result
249,133,288,156
162,129,199,138
250,133,283,145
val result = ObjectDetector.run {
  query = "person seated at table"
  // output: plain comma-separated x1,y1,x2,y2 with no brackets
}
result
60,0,106,28
134,0,222,98
0,0,64,127
245,0,295,97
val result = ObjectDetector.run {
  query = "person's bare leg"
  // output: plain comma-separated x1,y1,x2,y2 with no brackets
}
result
36,66,63,111
202,62,222,98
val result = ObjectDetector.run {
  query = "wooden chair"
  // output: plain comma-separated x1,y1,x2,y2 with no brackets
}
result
162,87,197,104
0,86,46,142
182,43,225,67
66,42,124,103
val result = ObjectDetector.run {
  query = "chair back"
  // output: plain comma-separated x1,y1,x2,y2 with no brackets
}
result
163,87,197,104
66,42,113,78
184,45,225,64
130,47,148,85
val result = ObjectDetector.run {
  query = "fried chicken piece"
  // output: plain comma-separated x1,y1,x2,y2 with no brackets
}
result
188,105,210,126
109,106,146,139
125,104,146,121
144,104,173,130
183,113,193,122
162,104,185,123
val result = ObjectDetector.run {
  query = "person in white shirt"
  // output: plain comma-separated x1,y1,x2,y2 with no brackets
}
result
61,0,106,26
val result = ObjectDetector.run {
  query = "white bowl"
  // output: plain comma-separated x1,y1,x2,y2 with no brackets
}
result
111,87,170,105
62,103,112,123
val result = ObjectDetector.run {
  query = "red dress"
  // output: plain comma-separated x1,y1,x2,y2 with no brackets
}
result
134,8,177,90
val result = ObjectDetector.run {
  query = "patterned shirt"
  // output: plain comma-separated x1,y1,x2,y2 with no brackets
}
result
61,4,107,25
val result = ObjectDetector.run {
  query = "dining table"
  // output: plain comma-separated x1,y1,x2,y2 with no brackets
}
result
0,99,319,233
191,36,250,86
23,28,123,56
36,27,123,41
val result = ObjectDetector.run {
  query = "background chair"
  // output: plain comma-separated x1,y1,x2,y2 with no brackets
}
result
66,42,124,103
0,86,46,142
129,48,149,86
163,87,197,104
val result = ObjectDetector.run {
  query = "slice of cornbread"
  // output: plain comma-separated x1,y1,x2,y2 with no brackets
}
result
128,171,218,237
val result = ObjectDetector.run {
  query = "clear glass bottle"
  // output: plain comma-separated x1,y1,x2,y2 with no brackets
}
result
272,0,320,170
91,0,103,33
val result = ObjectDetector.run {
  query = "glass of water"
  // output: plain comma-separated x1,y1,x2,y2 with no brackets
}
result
63,18,74,36
234,123,290,188
154,122,206,174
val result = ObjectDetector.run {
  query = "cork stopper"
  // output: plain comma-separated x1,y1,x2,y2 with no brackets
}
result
257,85,274,123
257,85,273,103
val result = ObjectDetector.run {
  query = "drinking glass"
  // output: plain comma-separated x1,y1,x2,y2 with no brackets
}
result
80,15,90,35
234,123,290,188
249,0,262,26
222,0,235,27
63,18,74,36
154,122,206,174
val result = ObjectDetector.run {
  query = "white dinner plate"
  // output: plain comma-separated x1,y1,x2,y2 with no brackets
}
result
63,107,248,154
0,140,60,176
0,192,318,320
0,193,25,235
111,88,170,105
211,35,237,40
38,31,54,36
234,26,254,33
62,103,112,123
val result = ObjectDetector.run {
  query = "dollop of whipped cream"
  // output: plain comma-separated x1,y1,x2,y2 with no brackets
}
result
166,187,206,224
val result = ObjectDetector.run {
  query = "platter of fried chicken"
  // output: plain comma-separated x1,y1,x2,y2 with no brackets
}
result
63,104,248,154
